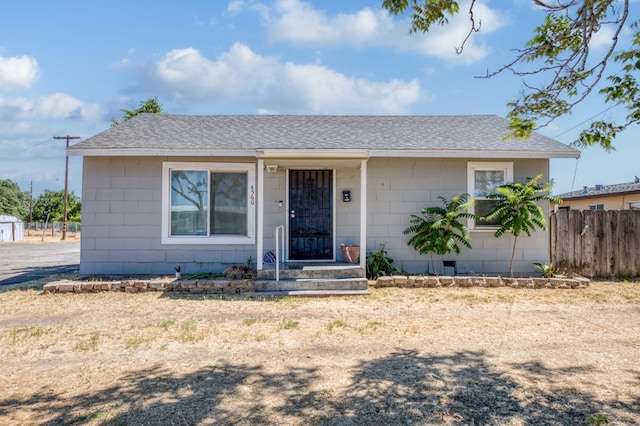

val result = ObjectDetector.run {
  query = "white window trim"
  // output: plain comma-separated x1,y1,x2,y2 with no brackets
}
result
467,161,513,230
162,161,256,245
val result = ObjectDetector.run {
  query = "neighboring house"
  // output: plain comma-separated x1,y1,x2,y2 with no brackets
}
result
0,215,24,242
554,178,640,211
68,114,579,277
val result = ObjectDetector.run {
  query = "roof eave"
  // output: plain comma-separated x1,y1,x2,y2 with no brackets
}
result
67,147,580,160
256,149,369,159
368,149,580,159
559,189,640,200
67,148,258,157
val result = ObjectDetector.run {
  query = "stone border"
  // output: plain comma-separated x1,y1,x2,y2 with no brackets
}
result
42,275,590,294
372,275,589,289
43,279,254,294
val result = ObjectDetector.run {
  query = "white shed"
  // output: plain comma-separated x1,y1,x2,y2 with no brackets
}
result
0,215,24,242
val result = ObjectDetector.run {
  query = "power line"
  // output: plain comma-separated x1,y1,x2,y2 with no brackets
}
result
53,135,80,241
20,136,55,154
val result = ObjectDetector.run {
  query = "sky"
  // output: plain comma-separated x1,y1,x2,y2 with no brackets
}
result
1,0,639,198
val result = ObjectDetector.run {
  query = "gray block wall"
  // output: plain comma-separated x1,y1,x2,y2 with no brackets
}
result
80,156,257,275
366,157,551,276
80,155,550,277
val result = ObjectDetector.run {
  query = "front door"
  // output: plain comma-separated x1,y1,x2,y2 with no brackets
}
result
288,169,333,260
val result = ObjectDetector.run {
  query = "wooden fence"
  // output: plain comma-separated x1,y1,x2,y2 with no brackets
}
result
550,209,640,278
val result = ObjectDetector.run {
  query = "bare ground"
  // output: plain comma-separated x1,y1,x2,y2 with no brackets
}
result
0,277,639,425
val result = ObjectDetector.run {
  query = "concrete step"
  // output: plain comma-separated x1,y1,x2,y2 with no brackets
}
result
253,289,370,298
257,265,365,280
254,277,369,292
258,266,366,280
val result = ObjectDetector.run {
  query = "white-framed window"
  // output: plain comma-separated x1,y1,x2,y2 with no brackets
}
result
589,203,604,211
628,201,640,210
162,162,256,244
467,162,513,229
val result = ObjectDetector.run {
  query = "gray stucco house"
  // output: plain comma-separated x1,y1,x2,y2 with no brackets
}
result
68,114,579,277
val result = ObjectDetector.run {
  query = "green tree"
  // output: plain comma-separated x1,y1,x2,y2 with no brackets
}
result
403,194,475,274
32,190,81,222
0,179,30,220
111,97,163,126
482,175,561,277
382,1,635,151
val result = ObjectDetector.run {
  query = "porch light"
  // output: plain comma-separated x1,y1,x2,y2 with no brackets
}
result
265,165,278,173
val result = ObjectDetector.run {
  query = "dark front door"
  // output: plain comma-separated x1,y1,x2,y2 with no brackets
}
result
289,169,333,260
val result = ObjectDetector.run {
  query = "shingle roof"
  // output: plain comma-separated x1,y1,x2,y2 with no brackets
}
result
555,179,640,199
68,114,579,157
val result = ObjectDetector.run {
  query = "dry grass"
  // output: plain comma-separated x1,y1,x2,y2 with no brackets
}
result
0,281,639,425
16,231,80,243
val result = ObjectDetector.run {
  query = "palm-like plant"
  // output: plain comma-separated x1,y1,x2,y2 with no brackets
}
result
483,174,562,277
403,194,475,274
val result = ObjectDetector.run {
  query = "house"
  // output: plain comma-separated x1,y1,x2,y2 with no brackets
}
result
554,178,640,211
68,114,579,277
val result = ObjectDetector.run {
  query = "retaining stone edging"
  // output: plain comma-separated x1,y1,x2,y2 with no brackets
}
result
372,275,590,289
42,279,254,294
42,275,589,294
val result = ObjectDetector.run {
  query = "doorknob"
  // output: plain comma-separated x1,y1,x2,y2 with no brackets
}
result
290,210,296,219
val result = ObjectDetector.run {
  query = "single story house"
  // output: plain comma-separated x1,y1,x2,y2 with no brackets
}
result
68,114,579,277
554,177,640,211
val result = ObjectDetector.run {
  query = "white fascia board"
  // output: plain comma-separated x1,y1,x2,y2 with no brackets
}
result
67,148,257,157
367,149,580,159
256,149,369,159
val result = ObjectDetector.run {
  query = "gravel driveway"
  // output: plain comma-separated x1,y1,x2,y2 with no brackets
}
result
0,240,79,286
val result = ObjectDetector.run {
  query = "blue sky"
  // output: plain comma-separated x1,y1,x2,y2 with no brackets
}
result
1,0,638,197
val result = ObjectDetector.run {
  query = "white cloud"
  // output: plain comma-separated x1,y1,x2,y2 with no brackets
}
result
149,44,279,99
280,63,422,114
0,93,101,122
139,43,424,114
590,24,616,51
261,0,507,64
227,0,244,14
0,54,39,91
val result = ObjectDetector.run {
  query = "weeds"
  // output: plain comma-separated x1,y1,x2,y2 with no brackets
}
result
586,413,610,425
156,319,176,330
184,272,221,280
11,325,51,342
179,320,204,343
243,317,259,326
327,320,348,332
124,335,154,350
279,319,299,330
75,332,100,351
365,243,398,280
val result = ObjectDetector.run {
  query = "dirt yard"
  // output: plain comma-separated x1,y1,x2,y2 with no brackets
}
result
0,276,638,426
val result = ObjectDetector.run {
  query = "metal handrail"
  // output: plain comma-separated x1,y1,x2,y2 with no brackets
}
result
275,225,285,281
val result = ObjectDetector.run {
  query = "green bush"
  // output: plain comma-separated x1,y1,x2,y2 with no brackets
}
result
365,244,398,280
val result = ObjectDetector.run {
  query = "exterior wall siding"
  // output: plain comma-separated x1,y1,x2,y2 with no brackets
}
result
81,156,551,277
80,156,257,275
365,157,551,276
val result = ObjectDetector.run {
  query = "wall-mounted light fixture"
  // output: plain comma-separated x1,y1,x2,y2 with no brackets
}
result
342,190,351,202
278,200,284,208
266,165,278,173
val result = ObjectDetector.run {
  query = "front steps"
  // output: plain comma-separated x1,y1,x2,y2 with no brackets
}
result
255,264,369,297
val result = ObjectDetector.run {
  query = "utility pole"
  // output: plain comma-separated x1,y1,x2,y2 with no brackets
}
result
29,180,32,236
54,135,80,240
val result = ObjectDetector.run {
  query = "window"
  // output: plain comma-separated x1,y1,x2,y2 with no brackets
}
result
589,204,604,211
467,162,513,229
162,162,255,244
629,202,640,210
